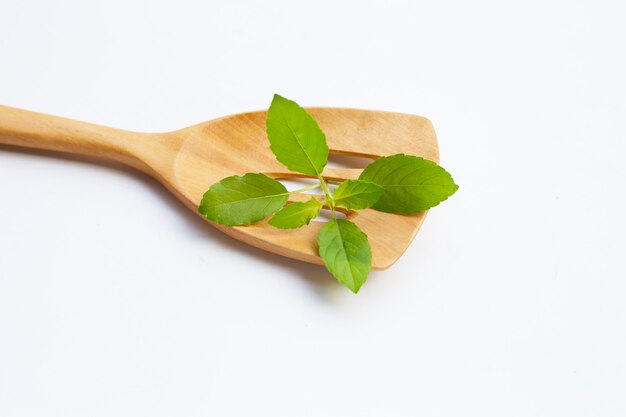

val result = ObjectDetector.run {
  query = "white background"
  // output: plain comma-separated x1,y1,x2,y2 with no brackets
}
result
1,1,625,416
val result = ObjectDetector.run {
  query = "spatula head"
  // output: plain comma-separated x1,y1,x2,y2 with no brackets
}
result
167,108,439,269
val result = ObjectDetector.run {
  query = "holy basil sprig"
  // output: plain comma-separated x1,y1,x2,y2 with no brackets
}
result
199,94,458,293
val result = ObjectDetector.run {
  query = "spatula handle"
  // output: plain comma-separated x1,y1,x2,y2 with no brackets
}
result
0,105,152,170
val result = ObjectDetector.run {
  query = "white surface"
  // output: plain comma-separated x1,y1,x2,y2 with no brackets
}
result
1,1,625,416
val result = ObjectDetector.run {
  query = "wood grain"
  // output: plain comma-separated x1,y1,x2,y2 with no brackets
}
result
0,105,439,269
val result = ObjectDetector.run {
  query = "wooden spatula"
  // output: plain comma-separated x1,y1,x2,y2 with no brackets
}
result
0,105,439,269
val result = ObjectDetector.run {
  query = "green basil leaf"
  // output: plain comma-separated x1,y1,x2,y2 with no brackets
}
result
359,154,458,214
198,173,288,226
333,179,383,210
317,219,371,293
268,197,323,229
266,94,329,176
